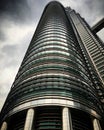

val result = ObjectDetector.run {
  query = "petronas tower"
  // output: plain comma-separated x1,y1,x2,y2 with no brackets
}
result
0,1,104,130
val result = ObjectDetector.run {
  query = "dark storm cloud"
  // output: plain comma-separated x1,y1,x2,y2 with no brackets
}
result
0,0,49,39
0,0,50,45
0,0,30,22
0,0,31,43
0,0,49,24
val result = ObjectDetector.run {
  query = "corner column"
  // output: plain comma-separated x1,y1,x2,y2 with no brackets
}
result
0,121,7,130
62,107,73,130
92,118,102,130
24,108,35,130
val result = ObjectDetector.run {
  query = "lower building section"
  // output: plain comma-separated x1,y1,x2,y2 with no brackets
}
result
35,107,62,130
1,106,103,130
71,109,93,130
7,110,26,130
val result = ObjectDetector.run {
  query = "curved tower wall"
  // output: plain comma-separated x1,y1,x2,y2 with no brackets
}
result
0,1,103,130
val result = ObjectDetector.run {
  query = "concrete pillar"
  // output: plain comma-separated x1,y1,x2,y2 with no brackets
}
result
92,118,102,130
0,121,7,130
62,107,73,130
24,108,34,130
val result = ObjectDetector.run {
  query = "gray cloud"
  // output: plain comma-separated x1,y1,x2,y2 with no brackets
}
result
0,0,48,45
78,0,104,26
0,30,6,41
0,0,30,22
0,0,49,24
2,45,17,55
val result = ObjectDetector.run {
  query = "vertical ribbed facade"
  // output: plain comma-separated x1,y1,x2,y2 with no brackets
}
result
67,8,104,103
68,9,104,84
0,1,104,130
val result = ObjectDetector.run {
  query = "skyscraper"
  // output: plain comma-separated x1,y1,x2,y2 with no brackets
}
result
0,1,104,130
68,9,104,85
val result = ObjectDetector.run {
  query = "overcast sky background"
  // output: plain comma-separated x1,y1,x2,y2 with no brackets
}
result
0,0,104,111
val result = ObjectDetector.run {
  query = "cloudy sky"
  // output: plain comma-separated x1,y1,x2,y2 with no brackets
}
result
0,0,104,110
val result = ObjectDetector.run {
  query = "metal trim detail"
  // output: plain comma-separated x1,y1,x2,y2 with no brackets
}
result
8,96,100,119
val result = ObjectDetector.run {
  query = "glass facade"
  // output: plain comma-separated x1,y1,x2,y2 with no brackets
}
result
68,9,104,104
0,1,104,130
35,107,62,130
